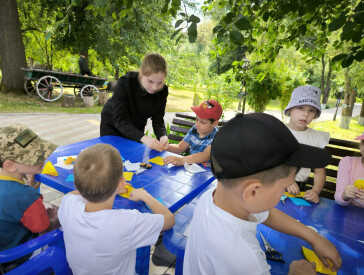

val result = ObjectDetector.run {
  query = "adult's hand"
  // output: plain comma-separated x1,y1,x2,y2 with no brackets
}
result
160,136,169,151
141,135,163,152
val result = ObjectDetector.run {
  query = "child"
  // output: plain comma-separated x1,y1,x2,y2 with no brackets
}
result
58,144,175,275
335,132,364,207
163,99,222,166
0,124,57,269
183,113,341,274
284,85,330,203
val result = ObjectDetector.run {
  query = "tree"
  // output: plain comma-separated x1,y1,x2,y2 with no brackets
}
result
0,0,27,94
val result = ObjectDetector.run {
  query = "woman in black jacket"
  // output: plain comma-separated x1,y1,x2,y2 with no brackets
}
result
100,53,169,151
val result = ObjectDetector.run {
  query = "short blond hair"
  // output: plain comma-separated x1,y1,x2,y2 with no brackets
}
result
220,164,299,188
74,144,123,203
139,53,167,77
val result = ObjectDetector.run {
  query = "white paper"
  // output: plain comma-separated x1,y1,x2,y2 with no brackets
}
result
124,160,141,171
184,162,206,174
183,224,191,237
54,155,78,170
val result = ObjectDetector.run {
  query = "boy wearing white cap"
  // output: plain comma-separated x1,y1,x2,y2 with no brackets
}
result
284,85,330,203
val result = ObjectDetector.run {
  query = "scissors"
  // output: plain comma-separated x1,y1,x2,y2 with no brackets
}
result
259,232,285,263
281,194,287,205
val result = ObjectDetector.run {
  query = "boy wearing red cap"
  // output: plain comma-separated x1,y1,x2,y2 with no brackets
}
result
163,99,222,166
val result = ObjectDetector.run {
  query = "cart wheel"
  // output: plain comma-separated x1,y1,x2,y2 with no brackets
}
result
74,86,81,97
80,85,99,102
36,76,63,102
24,79,37,97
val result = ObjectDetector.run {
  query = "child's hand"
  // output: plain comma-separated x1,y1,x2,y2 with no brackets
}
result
342,185,357,201
163,156,184,166
311,234,342,272
354,188,364,203
303,189,320,203
129,189,148,201
26,174,41,189
286,182,300,196
119,182,132,194
288,260,316,275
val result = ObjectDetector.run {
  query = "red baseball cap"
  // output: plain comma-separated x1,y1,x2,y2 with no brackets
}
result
191,99,223,121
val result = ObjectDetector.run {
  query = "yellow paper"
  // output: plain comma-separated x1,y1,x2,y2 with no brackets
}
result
302,246,336,275
124,172,134,182
148,156,164,166
64,156,75,165
41,161,58,176
354,179,364,189
119,185,143,198
284,191,305,198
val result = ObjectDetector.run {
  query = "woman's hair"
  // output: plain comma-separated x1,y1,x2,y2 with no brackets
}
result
140,53,167,77
74,144,123,203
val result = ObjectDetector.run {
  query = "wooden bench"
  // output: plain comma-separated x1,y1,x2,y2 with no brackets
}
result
168,112,361,200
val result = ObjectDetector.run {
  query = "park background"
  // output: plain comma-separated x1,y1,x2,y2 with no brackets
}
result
0,0,363,138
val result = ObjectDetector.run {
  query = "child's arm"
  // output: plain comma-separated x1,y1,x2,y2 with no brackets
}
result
167,140,190,154
263,208,342,272
163,145,211,166
335,157,356,205
129,189,175,231
304,168,325,203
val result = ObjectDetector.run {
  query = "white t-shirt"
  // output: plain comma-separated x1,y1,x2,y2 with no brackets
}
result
183,188,271,275
58,194,164,275
288,127,330,182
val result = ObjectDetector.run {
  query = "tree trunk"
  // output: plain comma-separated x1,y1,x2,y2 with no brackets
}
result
322,59,332,106
115,67,119,79
339,68,356,129
320,54,326,108
0,0,27,94
358,100,364,126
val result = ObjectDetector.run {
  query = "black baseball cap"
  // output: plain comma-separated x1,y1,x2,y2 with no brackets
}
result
211,113,332,180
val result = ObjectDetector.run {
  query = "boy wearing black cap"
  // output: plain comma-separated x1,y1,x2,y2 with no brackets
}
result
164,99,222,166
183,113,341,274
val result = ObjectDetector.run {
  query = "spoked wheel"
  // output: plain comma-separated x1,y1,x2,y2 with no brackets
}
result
36,76,63,102
73,85,81,97
24,79,37,97
80,85,99,102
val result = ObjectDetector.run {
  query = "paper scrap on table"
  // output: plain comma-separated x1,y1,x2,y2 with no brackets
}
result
66,174,74,182
146,198,166,210
289,197,311,206
64,156,76,165
148,157,165,166
124,160,141,171
119,185,142,199
302,246,336,275
184,162,206,174
124,172,134,182
284,191,306,198
54,155,78,170
41,161,58,176
183,224,191,237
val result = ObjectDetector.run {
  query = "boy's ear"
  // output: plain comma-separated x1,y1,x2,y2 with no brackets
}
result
116,177,126,193
212,120,219,127
2,160,17,172
241,179,263,202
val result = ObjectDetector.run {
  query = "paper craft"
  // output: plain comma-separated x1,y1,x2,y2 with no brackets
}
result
148,156,165,166
284,191,306,198
41,161,58,176
119,185,142,199
302,246,336,275
289,197,311,206
184,162,206,174
146,198,166,210
54,155,78,170
124,172,134,182
66,174,74,182
354,178,364,189
64,156,76,165
124,160,141,171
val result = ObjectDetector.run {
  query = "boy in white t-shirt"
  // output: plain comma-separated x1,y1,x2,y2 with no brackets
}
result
183,113,341,275
58,144,174,275
284,85,330,203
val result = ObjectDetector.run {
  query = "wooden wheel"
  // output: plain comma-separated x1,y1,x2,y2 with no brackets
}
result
80,85,99,102
36,76,63,102
24,79,37,97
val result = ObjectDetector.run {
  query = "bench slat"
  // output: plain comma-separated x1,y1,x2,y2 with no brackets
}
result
170,125,189,135
172,118,195,128
326,146,360,158
329,138,360,149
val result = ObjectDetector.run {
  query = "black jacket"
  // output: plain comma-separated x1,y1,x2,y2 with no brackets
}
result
78,57,92,75
100,71,168,141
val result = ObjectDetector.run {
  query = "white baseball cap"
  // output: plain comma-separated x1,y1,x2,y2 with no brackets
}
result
284,85,322,118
